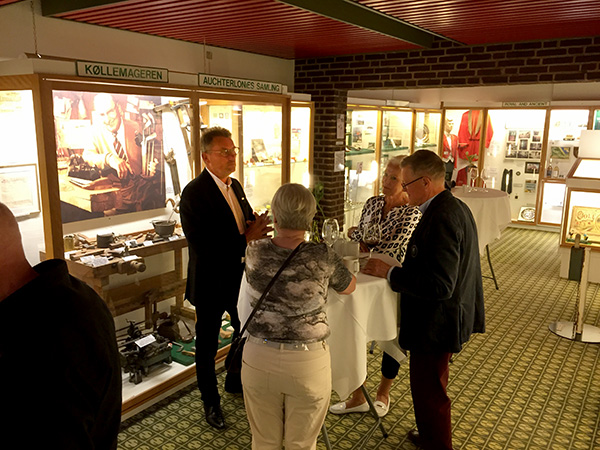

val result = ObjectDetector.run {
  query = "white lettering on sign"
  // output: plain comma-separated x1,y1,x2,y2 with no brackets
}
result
198,74,284,94
76,61,168,83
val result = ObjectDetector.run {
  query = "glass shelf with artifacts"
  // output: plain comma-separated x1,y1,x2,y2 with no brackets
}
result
483,109,547,222
414,110,441,153
544,109,589,182
200,98,289,213
290,101,313,188
345,108,380,228
379,109,412,190
0,88,45,265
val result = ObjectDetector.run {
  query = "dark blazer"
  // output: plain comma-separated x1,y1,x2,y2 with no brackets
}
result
180,169,254,307
389,189,485,353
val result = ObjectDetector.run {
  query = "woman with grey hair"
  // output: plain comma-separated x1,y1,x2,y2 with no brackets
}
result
240,183,356,450
330,155,421,418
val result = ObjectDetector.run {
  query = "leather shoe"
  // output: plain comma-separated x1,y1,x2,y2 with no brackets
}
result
329,401,369,414
407,429,422,447
204,403,225,429
373,398,390,417
224,372,243,394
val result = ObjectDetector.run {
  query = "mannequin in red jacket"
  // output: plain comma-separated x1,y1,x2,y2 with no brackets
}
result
456,110,493,186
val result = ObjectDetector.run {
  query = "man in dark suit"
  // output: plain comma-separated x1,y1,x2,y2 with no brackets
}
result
363,150,485,450
180,127,271,430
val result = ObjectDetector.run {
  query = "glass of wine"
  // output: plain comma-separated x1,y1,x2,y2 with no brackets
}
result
361,222,381,258
321,218,339,247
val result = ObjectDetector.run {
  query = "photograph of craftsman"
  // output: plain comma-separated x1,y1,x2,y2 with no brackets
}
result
362,150,485,450
180,126,272,430
82,92,163,215
330,155,421,418
239,183,356,450
0,202,122,449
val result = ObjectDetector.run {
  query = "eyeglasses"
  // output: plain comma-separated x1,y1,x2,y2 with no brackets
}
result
401,176,424,190
209,147,239,157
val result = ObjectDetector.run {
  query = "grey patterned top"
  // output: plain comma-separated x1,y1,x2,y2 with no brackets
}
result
350,196,421,264
244,240,353,344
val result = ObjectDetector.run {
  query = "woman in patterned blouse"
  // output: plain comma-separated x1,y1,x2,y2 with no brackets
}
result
330,155,421,418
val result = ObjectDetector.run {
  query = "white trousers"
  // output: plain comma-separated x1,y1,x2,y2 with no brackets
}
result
241,340,332,450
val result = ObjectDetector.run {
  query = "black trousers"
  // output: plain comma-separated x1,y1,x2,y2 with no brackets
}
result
194,299,241,406
381,351,401,379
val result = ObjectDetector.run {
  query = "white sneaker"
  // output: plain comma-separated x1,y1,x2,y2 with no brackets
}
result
329,401,369,414
373,399,390,417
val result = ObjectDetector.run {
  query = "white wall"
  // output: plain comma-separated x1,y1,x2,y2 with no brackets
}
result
0,0,294,87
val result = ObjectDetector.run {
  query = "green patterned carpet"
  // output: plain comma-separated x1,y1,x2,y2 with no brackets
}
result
118,228,600,449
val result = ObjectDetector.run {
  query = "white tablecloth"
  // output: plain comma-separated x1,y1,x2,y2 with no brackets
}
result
452,187,512,256
326,272,398,399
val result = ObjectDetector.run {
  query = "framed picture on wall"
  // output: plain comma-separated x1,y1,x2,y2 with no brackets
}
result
0,164,40,217
524,161,540,174
519,139,529,150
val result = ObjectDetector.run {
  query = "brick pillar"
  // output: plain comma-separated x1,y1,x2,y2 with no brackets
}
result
311,88,348,227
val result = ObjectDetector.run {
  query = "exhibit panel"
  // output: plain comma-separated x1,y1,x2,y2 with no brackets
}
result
484,109,547,222
0,89,46,265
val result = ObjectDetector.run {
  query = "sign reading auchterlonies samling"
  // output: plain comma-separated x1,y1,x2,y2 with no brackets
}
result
198,73,283,94
76,61,169,83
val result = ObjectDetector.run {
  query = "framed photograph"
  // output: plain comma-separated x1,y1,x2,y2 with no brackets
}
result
0,164,40,217
517,150,529,159
519,139,529,150
550,146,571,159
524,161,540,174
507,130,517,142
524,179,537,193
519,131,531,139
529,142,542,151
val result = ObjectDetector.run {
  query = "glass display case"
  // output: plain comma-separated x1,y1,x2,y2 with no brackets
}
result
443,109,490,187
200,99,287,212
0,88,45,264
483,109,547,222
379,109,412,188
544,109,589,181
345,109,380,228
414,110,441,154
290,102,312,188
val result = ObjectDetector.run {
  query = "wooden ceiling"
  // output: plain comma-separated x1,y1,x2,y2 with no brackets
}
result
38,0,600,59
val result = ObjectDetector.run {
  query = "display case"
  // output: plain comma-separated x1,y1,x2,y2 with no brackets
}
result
345,108,380,227
0,86,46,265
414,110,441,153
483,108,547,222
379,109,412,188
290,101,313,187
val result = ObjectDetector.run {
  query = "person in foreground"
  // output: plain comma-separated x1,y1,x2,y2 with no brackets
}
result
330,156,421,418
362,150,485,450
240,183,356,450
0,202,122,449
180,126,272,429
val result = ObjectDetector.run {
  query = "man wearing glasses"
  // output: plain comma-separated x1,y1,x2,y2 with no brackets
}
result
363,150,484,450
180,127,272,430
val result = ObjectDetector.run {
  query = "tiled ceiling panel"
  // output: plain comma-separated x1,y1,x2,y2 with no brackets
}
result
359,0,600,45
48,0,418,59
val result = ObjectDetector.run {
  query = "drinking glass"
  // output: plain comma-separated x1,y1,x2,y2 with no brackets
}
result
361,222,381,258
321,218,339,247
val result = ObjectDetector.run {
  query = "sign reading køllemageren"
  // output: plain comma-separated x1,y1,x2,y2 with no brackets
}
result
198,73,283,94
76,61,169,83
